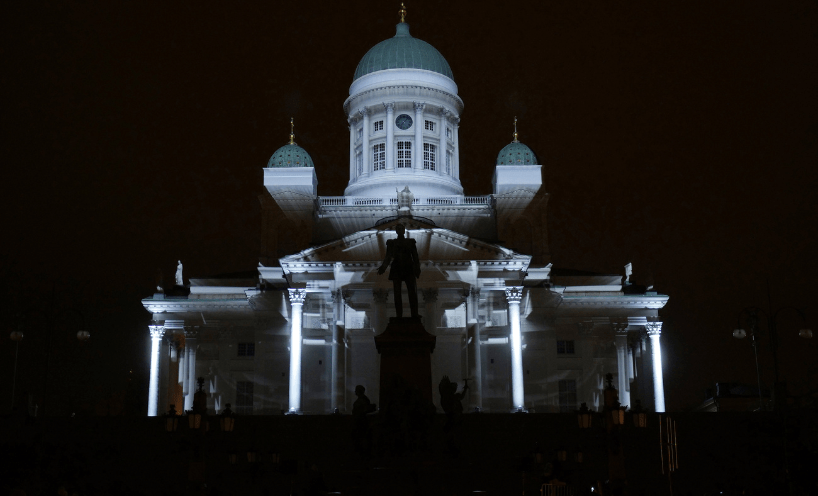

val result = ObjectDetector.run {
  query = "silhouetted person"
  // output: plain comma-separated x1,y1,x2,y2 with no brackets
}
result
377,224,421,318
352,385,375,456
439,376,468,432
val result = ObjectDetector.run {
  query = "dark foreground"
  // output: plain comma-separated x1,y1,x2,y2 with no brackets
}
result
2,411,816,495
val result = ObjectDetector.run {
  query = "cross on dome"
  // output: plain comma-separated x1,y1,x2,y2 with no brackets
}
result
399,3,407,23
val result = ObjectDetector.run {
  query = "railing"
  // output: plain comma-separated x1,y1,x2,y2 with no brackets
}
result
540,484,575,496
318,195,492,207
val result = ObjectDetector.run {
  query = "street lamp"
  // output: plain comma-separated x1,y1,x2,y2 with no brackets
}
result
164,404,179,432
18,304,90,416
631,400,648,428
220,403,235,432
734,306,812,411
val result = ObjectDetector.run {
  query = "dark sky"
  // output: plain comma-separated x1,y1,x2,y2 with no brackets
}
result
2,0,816,413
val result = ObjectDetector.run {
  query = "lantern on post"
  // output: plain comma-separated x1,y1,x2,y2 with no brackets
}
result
631,399,647,428
577,402,593,429
220,403,235,432
164,404,179,432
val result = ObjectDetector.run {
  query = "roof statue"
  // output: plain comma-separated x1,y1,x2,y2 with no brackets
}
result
175,260,183,286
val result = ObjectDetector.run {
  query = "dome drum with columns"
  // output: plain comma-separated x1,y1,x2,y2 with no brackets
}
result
143,6,669,418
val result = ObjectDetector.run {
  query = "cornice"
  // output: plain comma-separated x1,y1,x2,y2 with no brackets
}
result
344,85,464,116
142,298,252,314
559,295,668,309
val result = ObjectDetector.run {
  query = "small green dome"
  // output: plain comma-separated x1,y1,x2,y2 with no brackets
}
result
353,23,453,82
267,143,314,168
496,142,539,165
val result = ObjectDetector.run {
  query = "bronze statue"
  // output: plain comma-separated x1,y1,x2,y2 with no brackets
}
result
377,224,421,318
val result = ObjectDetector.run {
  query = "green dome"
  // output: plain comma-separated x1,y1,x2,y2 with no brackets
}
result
496,142,539,165
267,143,314,168
353,23,453,82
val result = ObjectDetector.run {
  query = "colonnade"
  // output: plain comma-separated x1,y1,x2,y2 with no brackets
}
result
348,102,459,180
146,288,667,415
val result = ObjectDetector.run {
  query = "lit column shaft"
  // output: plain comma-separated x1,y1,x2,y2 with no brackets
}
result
349,121,355,179
413,102,424,170
506,287,525,410
647,322,665,412
331,290,344,412
614,330,630,407
453,118,460,179
147,326,165,416
184,329,198,411
361,108,370,174
385,103,395,170
468,287,483,410
438,108,447,174
288,289,307,413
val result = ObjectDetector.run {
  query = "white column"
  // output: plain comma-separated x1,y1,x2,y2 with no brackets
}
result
288,289,307,413
453,118,460,179
438,108,447,174
506,287,525,411
413,102,424,170
467,287,483,410
613,323,630,408
627,343,635,399
184,329,198,411
147,325,165,416
384,103,395,170
331,290,345,412
179,342,187,391
647,322,666,412
348,121,355,181
361,108,370,174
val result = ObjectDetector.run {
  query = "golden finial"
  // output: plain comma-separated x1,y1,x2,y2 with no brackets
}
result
512,116,519,143
289,117,295,145
399,3,407,23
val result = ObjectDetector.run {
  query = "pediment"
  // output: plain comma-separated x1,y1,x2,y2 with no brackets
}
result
279,224,530,267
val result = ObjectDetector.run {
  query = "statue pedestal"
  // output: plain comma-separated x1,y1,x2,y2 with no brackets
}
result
374,317,436,406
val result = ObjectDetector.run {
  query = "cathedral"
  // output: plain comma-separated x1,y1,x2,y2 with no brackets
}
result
143,8,668,417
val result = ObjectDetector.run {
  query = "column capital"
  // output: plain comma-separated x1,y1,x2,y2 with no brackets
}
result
470,286,481,297
373,289,390,304
646,321,663,336
438,106,449,118
288,288,307,305
421,288,438,303
383,102,395,112
505,286,523,303
359,107,370,117
183,327,198,339
413,101,425,113
149,326,165,339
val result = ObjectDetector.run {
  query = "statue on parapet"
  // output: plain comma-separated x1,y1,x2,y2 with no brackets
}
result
175,260,184,286
397,185,414,214
377,224,421,318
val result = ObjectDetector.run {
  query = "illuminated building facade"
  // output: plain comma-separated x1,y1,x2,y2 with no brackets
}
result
143,11,668,416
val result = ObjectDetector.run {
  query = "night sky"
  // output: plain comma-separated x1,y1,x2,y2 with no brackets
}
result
3,0,816,414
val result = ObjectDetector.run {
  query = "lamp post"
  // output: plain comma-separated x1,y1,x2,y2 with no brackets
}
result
17,299,89,416
733,306,812,411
